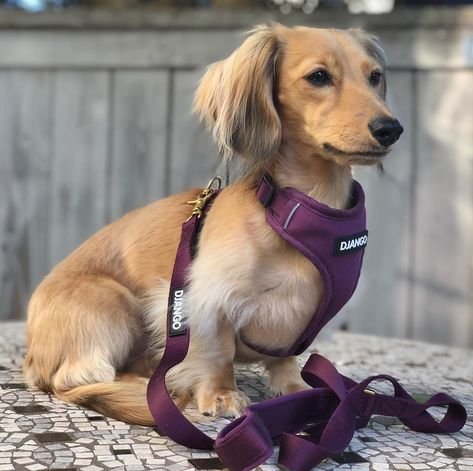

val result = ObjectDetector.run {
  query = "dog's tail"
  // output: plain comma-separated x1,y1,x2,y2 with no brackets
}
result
54,375,155,426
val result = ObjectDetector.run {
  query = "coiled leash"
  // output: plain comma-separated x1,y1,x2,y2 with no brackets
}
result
147,175,466,471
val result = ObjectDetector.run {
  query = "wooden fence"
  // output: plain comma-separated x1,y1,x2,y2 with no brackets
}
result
0,7,472,347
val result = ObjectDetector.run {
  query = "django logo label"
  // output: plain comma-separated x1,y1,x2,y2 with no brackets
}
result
169,288,186,337
334,230,368,256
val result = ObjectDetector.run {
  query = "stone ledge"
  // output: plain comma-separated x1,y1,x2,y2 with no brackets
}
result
0,321,471,470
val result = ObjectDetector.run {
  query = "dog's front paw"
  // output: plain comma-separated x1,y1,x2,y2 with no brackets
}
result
196,388,250,418
266,356,311,397
269,379,311,397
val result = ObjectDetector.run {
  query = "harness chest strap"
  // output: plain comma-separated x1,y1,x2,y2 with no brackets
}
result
146,176,467,471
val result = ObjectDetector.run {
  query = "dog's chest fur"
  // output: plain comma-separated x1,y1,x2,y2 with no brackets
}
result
236,248,323,355
185,190,325,355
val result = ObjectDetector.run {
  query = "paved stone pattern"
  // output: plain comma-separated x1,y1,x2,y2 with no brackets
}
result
0,322,472,471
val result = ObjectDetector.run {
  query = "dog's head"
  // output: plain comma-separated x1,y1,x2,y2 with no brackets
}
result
194,24,403,172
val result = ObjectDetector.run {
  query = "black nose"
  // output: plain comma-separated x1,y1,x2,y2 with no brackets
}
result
368,116,404,147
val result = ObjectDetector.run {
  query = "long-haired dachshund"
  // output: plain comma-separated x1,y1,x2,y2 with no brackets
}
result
24,24,403,424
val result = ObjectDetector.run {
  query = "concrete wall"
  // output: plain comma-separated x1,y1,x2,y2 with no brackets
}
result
0,7,472,347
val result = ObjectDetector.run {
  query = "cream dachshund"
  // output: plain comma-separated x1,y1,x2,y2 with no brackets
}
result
24,24,403,425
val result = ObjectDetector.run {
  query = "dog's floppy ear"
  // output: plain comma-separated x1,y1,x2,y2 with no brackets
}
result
350,29,387,99
193,24,282,170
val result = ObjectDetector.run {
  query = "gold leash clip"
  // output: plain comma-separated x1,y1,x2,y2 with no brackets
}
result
186,176,222,221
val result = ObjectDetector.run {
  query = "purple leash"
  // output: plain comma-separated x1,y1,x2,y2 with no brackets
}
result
147,177,467,471
215,355,466,471
146,185,218,450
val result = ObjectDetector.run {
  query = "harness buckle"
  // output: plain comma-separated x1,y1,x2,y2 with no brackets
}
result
186,176,222,221
257,174,275,207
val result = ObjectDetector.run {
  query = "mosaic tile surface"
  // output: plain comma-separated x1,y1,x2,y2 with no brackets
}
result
0,321,472,471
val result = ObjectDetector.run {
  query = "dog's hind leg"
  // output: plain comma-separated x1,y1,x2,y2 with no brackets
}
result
24,273,154,425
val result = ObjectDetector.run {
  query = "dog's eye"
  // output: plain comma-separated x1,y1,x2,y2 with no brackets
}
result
306,70,332,86
369,72,383,86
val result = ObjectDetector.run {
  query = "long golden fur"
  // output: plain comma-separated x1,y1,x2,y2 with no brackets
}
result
24,24,401,424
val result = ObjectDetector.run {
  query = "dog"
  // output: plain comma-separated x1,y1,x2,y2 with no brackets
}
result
24,24,403,425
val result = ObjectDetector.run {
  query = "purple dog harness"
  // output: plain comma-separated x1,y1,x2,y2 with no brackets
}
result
240,174,367,357
147,174,466,471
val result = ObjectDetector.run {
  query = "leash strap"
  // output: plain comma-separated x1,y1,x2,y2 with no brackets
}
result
146,208,215,449
147,182,467,471
215,354,466,471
